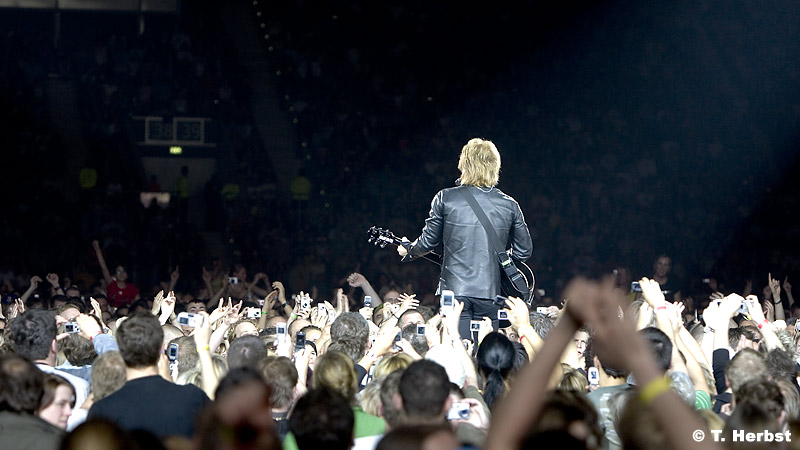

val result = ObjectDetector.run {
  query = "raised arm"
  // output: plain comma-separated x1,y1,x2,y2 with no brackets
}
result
193,311,218,399
347,272,383,308
167,267,180,293
768,273,785,321
19,275,41,305
92,240,114,284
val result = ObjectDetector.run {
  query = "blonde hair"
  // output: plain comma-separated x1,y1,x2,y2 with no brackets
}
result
312,351,359,401
458,138,501,187
374,353,414,380
558,363,588,392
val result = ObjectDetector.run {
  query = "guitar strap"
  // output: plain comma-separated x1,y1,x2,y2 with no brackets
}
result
457,187,529,294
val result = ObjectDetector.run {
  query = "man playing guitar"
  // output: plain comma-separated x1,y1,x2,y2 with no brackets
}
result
397,138,533,339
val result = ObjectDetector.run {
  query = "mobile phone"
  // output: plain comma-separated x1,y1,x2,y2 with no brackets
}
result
247,309,262,319
738,302,749,316
301,298,311,310
364,296,372,308
416,325,425,336
470,321,481,332
167,343,179,362
493,295,508,308
536,307,548,314
446,402,471,420
65,322,80,334
631,282,642,293
587,367,600,386
393,332,402,351
258,299,265,306
228,277,239,285
795,320,800,332
295,332,306,352
498,310,511,328
177,312,203,328
276,323,287,336
440,290,455,316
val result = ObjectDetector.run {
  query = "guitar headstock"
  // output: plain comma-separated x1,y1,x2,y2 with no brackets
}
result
367,226,399,249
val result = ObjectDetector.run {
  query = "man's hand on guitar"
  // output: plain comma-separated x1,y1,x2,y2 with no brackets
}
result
396,237,410,257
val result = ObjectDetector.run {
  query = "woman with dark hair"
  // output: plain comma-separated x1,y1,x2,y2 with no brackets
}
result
37,374,76,430
476,332,516,410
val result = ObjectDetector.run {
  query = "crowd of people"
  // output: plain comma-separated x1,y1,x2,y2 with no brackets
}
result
1,253,800,449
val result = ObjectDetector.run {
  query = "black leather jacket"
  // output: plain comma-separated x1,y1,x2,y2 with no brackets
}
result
403,185,533,299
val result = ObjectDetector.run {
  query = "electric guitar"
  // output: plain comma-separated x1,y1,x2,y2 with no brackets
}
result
367,226,535,304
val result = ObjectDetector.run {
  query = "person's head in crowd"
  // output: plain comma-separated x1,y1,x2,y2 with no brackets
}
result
51,295,68,310
735,379,784,421
380,370,405,429
382,290,402,305
27,294,49,310
128,300,150,315
229,319,259,342
523,389,603,450
500,326,519,342
375,353,414,380
261,356,298,412
728,326,761,352
376,424,458,450
91,351,127,401
775,378,800,423
397,360,451,424
359,375,384,417
626,299,656,329
265,316,286,329
8,309,57,364
60,334,98,367
424,345,466,389
116,312,164,369
65,286,81,299
0,353,44,414
288,318,311,340
372,305,385,326
639,327,672,373
92,295,109,312
726,348,768,397
398,309,424,329
328,338,367,365
312,351,359,402
60,419,139,450
585,339,630,382
476,332,516,410
37,373,75,429
186,298,206,314
618,388,666,450
458,138,500,187
653,254,672,279
198,367,278,450
161,324,184,347
723,401,781,448
113,265,131,283
558,364,588,392
299,325,322,342
170,336,199,378
228,335,268,370
400,324,429,356
766,348,796,382
331,312,369,346
290,387,354,450
573,327,590,362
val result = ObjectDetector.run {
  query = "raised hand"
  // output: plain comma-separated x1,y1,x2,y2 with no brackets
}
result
347,273,367,288
505,296,530,331
170,267,180,282
202,267,212,283
477,316,493,344
744,295,767,324
192,311,213,347
272,281,286,302
768,273,781,302
425,315,443,347
160,292,177,323
91,240,101,251
718,293,744,320
397,293,419,315
334,288,349,314
29,275,42,290
639,277,666,308
46,273,59,288
151,290,165,315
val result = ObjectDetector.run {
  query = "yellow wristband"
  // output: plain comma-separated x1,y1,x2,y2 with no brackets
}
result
196,345,210,352
639,376,672,405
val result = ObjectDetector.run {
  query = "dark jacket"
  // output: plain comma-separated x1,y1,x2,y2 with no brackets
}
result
403,185,533,299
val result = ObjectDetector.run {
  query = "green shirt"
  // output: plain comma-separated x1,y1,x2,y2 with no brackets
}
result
282,406,385,450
